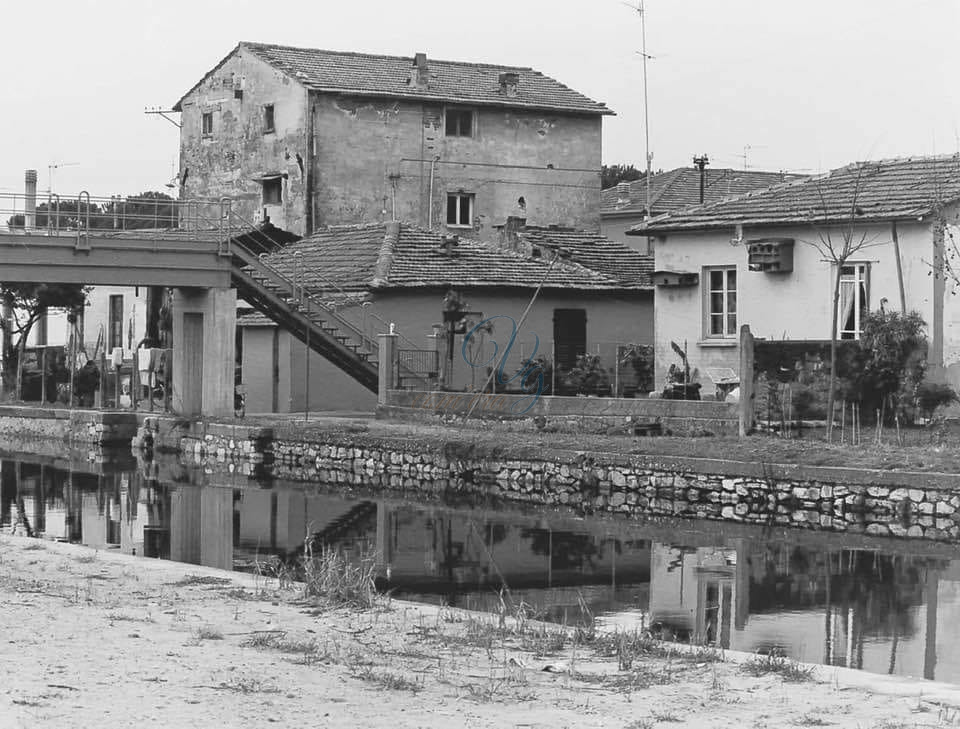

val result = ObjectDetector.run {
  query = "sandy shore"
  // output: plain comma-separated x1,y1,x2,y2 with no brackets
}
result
1,535,958,729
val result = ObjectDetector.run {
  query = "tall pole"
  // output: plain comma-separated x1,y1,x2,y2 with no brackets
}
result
639,0,652,219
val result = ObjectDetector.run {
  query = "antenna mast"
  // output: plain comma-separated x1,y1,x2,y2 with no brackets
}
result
639,0,652,219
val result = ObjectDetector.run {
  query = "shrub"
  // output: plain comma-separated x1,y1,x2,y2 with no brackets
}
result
916,382,959,420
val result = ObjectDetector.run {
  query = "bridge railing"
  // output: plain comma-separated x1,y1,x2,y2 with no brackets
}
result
0,191,236,240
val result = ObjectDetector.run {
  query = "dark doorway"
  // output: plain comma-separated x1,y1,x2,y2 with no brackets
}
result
553,308,587,372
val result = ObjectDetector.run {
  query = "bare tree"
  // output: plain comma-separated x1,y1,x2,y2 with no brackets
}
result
802,163,886,441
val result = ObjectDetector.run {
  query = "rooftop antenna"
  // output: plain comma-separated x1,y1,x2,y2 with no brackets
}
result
47,161,78,195
738,144,767,171
624,0,653,219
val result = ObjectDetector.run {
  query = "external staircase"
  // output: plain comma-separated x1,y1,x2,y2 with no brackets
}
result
230,239,380,392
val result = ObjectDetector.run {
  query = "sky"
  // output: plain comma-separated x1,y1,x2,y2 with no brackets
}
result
0,0,957,198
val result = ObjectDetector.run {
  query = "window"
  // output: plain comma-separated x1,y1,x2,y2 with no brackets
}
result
108,295,124,350
446,193,473,227
445,108,474,137
262,178,282,205
838,262,869,340
201,112,213,136
705,267,737,338
263,104,275,133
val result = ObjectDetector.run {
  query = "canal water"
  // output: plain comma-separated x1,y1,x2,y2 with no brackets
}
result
2,451,958,684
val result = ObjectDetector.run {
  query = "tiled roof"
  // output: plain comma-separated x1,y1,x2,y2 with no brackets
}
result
515,226,653,287
631,155,960,234
175,42,612,116
600,168,804,216
260,222,650,296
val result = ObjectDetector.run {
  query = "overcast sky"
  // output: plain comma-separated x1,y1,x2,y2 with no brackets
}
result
0,0,956,197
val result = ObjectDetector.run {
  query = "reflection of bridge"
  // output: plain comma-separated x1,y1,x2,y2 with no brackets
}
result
0,192,382,413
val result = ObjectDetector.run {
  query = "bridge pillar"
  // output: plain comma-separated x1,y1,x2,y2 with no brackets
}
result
170,287,236,418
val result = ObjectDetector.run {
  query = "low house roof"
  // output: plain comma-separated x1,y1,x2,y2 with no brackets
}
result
600,167,804,218
629,155,960,234
174,42,612,116
256,222,651,305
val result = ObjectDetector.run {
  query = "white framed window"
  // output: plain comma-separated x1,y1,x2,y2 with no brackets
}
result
201,112,213,136
704,267,737,338
838,262,869,340
446,193,474,228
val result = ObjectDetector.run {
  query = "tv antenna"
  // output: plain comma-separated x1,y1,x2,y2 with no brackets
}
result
48,161,79,194
737,144,767,171
624,0,653,218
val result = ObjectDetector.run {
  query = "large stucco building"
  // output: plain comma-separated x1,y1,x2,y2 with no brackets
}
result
173,42,612,238
629,155,960,390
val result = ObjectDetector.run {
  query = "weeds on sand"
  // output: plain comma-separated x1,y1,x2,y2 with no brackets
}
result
22,542,45,551
196,625,224,640
217,677,281,694
794,713,833,726
742,649,816,682
173,575,233,587
243,631,318,655
301,546,381,610
351,666,423,693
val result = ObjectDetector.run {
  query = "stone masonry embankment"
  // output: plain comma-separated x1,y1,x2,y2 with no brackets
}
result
142,416,960,544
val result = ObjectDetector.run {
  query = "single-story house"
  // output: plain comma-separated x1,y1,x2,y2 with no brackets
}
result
627,155,960,390
601,167,805,252
239,219,653,413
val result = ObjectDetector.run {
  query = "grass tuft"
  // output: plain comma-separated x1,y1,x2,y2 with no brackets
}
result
301,546,381,609
742,649,816,682
196,625,224,640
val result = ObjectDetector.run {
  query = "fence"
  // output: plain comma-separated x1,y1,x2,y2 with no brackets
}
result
396,349,439,390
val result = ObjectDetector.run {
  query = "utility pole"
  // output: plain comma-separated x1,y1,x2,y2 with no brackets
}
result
639,0,652,219
693,154,710,204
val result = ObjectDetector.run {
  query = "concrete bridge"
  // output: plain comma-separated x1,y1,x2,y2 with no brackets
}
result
0,190,382,417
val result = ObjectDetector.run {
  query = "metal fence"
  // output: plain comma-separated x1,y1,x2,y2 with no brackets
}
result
396,349,440,390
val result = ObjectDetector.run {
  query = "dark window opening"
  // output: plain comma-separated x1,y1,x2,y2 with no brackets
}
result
263,104,275,133
201,112,213,136
262,178,282,206
446,193,473,227
445,108,473,137
108,295,124,350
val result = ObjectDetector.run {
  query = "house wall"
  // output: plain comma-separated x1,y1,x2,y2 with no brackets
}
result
81,286,148,358
178,47,310,235
242,288,652,413
651,220,938,389
309,94,602,237
600,213,648,252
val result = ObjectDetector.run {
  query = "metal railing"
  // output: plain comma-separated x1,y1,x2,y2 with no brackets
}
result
396,349,439,390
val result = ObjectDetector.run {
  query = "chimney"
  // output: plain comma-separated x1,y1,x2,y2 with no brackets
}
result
498,71,520,97
411,52,429,89
500,215,527,252
616,181,632,206
24,169,37,231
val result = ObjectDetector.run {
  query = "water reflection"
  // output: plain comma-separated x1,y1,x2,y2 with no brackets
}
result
0,453,956,684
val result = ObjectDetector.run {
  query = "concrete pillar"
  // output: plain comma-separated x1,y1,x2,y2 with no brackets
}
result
24,169,37,231
378,332,398,406
171,287,236,418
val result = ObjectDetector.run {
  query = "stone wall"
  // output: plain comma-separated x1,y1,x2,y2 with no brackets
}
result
139,414,960,544
0,405,138,447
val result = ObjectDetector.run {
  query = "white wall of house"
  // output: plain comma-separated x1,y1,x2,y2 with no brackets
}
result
650,217,955,389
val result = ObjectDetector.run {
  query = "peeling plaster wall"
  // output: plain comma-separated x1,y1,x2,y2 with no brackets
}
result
310,94,602,237
178,47,310,235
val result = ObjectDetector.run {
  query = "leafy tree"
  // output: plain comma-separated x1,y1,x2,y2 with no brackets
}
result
853,310,927,420
601,164,643,190
1,284,89,395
